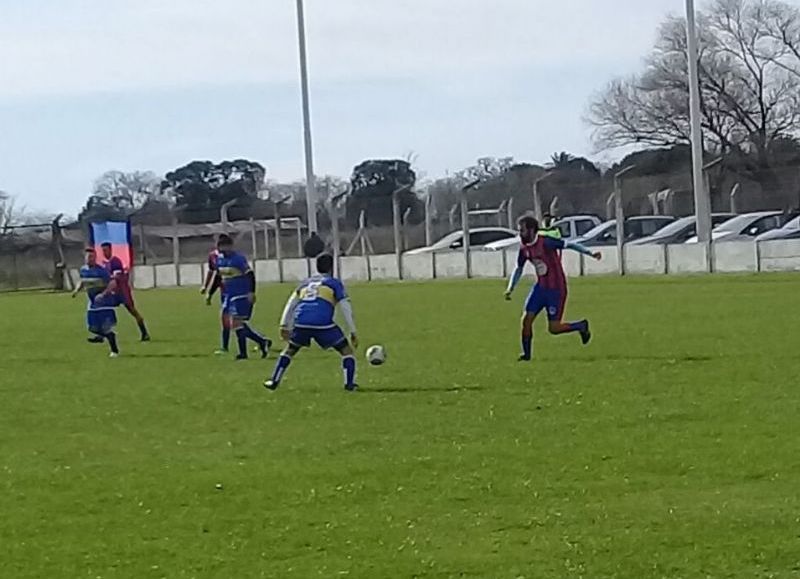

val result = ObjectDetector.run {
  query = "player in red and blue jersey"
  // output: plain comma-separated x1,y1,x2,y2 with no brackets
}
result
201,245,229,353
215,234,271,360
72,248,121,357
264,254,358,392
100,242,150,342
505,215,602,361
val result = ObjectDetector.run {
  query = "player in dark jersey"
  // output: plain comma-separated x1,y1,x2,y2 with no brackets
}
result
72,248,121,357
505,215,601,361
100,242,150,342
201,245,230,354
264,254,358,392
215,234,271,360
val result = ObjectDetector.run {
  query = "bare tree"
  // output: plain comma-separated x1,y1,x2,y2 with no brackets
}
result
89,170,162,210
587,0,800,167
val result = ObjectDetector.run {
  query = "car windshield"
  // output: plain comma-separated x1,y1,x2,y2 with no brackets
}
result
714,214,771,232
430,232,462,250
580,221,614,239
781,215,800,229
645,216,693,238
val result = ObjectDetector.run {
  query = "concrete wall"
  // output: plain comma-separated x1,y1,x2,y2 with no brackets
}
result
667,244,708,274
369,254,400,281
471,251,504,278
127,241,800,290
626,245,667,275
758,239,800,272
178,264,202,286
154,264,178,287
339,256,369,282
434,252,468,279
402,253,434,280
714,241,757,273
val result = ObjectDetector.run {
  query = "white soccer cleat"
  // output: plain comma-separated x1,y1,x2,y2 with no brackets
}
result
109,352,119,359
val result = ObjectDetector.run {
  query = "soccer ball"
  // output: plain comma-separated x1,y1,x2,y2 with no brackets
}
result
366,345,386,366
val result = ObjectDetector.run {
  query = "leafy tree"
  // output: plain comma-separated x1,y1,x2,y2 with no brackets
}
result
347,160,420,226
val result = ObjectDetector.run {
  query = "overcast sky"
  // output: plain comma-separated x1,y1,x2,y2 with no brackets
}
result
0,0,691,215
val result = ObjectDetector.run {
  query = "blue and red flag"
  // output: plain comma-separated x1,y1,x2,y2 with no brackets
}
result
89,221,133,271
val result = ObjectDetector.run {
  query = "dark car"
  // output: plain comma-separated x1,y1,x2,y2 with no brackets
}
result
575,216,676,247
628,213,736,246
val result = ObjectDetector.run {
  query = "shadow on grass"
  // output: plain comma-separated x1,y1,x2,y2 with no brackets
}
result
361,386,486,394
129,353,217,359
563,354,715,363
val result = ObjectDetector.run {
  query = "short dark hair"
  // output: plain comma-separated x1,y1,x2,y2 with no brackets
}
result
100,242,111,248
217,234,233,247
85,247,96,253
316,253,334,275
517,215,539,231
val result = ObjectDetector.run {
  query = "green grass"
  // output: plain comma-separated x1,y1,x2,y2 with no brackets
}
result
2,275,800,578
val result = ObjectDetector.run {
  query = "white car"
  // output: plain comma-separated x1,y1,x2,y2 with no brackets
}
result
482,215,602,251
405,227,517,255
685,211,786,243
755,215,800,241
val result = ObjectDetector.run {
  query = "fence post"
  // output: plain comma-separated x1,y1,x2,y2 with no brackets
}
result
263,222,270,260
462,179,480,279
730,183,740,214
425,193,433,247
275,203,284,283
392,190,404,281
506,198,514,229
614,165,636,276
172,216,181,286
249,218,258,260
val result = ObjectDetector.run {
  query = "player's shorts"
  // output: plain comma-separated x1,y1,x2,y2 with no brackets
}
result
223,295,253,320
290,326,347,350
87,307,117,334
524,284,566,321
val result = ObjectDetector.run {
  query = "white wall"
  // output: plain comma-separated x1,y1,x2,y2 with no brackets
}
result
402,253,434,280
154,264,177,287
584,246,619,275
282,258,310,282
758,239,800,272
254,259,281,283
626,245,667,275
471,252,504,278
434,252,467,278
714,241,757,273
178,264,202,286
369,254,400,281
339,256,369,282
667,244,708,274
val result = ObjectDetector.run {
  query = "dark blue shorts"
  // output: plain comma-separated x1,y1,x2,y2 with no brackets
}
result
223,295,253,320
290,326,347,350
524,285,566,321
87,307,117,334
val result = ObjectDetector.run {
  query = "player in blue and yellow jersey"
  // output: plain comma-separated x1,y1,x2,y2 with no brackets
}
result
215,234,271,360
72,248,121,357
265,254,358,392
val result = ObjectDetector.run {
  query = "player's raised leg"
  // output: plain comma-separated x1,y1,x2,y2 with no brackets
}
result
124,298,150,342
265,342,301,390
545,292,591,344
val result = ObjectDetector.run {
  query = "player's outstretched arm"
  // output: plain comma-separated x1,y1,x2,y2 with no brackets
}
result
505,266,523,299
200,269,214,294
71,280,84,298
563,240,602,260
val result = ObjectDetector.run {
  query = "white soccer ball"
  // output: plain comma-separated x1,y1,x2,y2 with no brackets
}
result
366,345,386,366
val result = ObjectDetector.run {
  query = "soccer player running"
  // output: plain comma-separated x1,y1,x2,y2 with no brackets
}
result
99,242,151,342
72,248,121,357
264,254,358,392
215,234,271,360
505,215,601,361
201,244,230,354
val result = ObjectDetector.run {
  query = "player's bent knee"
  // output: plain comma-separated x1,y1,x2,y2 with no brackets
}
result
335,341,353,356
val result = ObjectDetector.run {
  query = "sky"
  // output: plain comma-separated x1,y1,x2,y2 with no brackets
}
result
0,0,687,216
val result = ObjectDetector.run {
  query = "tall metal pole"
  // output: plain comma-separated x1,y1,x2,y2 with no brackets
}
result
295,0,318,234
614,165,636,276
686,0,712,243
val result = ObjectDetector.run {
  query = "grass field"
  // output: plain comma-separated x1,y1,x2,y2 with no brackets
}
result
2,274,800,578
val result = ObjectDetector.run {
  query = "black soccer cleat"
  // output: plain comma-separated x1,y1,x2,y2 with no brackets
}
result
235,354,248,361
87,335,104,344
344,384,359,392
580,321,592,345
264,379,279,391
517,354,531,362
141,335,151,342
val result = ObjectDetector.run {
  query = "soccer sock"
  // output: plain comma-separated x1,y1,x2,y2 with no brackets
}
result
105,332,119,354
243,323,267,346
221,327,231,351
235,328,248,358
270,354,292,384
521,332,533,359
137,320,149,338
566,320,587,334
342,356,356,387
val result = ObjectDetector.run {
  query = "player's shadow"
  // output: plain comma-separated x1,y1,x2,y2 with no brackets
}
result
564,354,715,363
361,386,486,394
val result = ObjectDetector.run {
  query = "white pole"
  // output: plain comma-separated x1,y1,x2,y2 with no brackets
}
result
686,0,712,244
295,0,318,234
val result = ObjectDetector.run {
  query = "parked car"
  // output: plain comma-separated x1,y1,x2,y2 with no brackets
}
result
755,215,800,241
628,213,736,246
574,216,676,247
404,227,516,255
685,211,792,243
482,214,602,251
